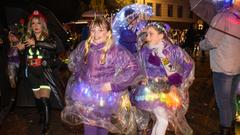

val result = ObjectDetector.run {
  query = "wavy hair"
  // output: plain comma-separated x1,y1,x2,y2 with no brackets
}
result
27,16,49,41
84,17,112,64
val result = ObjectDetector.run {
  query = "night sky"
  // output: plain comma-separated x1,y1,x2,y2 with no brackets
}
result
0,0,91,23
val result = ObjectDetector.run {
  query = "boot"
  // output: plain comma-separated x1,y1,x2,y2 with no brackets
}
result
40,97,50,135
211,126,232,135
35,98,43,124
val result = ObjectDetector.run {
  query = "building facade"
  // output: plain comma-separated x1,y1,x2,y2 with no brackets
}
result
136,0,198,28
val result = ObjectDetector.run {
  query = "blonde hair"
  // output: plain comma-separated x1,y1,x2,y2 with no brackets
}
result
27,16,49,41
84,17,112,64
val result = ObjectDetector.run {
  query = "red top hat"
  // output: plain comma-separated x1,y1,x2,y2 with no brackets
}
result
28,10,47,22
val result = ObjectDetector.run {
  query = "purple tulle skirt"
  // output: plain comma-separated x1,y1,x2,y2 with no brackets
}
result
61,78,137,134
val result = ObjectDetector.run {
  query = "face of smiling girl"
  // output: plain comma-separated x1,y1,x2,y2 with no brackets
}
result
90,24,110,45
146,27,164,46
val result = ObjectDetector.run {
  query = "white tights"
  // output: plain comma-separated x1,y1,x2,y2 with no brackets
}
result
151,107,169,135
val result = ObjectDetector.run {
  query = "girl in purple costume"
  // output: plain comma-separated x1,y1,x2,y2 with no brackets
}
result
7,31,20,89
61,17,140,135
132,22,195,135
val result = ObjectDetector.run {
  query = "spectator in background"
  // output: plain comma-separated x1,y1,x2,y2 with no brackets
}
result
118,8,140,55
199,1,240,135
7,26,21,107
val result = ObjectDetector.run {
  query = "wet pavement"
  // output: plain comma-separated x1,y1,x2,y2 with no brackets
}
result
0,54,238,135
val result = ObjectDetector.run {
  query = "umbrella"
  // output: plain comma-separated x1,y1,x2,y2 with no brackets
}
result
112,3,153,44
190,0,233,24
82,10,104,18
190,0,240,39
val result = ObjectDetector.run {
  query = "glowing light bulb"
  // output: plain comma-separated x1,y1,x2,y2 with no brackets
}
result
99,97,105,107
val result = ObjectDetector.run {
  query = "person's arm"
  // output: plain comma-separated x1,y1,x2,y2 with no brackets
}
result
199,38,216,51
36,39,57,50
68,41,85,74
168,45,194,86
119,29,137,43
110,47,141,92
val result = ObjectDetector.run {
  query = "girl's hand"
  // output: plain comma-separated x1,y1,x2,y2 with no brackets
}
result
170,85,177,91
154,76,168,82
102,82,112,92
25,38,35,47
16,42,26,50
163,85,177,94
140,78,148,85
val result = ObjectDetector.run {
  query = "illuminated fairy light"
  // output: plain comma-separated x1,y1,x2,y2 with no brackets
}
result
236,116,240,122
212,0,236,6
233,0,240,4
74,82,132,111
166,91,181,108
135,85,181,108
212,0,232,2
99,97,105,107
144,87,151,93
224,0,232,3
120,94,131,110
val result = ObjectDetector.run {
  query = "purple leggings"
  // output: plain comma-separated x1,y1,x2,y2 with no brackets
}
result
84,124,108,135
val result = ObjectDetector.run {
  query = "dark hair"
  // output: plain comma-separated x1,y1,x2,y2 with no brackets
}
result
124,8,134,17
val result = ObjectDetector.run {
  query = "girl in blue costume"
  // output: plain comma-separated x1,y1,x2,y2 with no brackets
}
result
132,22,195,135
61,17,141,135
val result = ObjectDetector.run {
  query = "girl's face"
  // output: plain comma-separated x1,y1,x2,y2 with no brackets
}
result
31,18,43,34
90,24,110,45
127,15,138,26
146,27,164,46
